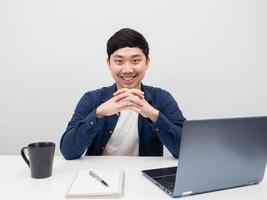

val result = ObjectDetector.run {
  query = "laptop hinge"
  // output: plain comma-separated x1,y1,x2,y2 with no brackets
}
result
182,191,193,196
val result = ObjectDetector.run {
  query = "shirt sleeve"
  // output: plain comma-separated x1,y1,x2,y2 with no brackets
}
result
60,93,105,160
150,89,186,158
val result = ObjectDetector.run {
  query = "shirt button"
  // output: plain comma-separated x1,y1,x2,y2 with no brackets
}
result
116,113,120,116
109,130,113,134
90,121,94,125
155,128,159,132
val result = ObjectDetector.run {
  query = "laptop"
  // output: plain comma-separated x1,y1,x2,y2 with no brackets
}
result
142,116,267,198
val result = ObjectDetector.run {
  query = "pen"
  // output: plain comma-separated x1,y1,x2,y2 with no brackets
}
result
89,170,109,187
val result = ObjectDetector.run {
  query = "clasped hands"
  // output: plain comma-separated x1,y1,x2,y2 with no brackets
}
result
96,88,159,123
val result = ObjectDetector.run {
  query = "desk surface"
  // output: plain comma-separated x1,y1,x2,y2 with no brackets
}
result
0,155,266,200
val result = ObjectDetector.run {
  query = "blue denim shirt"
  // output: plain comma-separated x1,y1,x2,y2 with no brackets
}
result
60,84,186,159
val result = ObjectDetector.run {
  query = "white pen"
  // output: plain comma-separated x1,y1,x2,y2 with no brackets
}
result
89,170,109,187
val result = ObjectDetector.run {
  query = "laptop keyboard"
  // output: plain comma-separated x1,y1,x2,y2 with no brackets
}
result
154,174,176,192
142,167,177,193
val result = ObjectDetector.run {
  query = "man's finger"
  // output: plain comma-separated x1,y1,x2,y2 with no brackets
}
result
125,106,141,113
124,95,144,107
118,100,142,110
113,92,129,102
114,88,144,99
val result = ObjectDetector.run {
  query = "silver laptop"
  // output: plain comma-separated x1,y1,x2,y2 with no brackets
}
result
142,116,267,198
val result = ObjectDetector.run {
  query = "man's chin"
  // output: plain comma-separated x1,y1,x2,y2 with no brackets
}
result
117,82,141,89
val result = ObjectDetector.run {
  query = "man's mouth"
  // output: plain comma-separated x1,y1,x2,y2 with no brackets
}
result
120,75,137,81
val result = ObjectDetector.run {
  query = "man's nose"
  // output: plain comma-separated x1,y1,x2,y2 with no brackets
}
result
122,62,134,72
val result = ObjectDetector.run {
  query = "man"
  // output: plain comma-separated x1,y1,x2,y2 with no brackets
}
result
60,28,185,160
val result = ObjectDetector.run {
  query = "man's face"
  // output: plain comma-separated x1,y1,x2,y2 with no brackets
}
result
107,47,149,90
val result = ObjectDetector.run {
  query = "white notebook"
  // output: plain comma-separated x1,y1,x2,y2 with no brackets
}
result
65,169,125,198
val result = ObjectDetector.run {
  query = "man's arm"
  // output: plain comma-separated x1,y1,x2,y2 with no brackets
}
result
113,87,185,158
60,89,145,160
60,93,105,160
148,89,185,158
114,88,185,158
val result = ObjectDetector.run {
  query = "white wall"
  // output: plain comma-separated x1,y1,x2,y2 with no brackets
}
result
1,0,267,155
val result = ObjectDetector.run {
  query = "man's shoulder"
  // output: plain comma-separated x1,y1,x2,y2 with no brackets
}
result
84,85,115,96
143,84,172,97
81,84,115,103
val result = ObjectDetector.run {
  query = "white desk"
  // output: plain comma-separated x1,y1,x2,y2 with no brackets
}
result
0,155,266,200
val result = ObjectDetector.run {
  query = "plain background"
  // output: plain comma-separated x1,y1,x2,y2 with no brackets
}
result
0,0,266,155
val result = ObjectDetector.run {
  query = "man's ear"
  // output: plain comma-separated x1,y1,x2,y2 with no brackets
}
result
107,58,111,69
146,57,150,69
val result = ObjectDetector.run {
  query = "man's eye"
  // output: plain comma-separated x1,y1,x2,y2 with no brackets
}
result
132,59,140,64
115,60,123,64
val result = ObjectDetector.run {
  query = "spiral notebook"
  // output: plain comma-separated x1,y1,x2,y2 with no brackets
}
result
65,169,125,198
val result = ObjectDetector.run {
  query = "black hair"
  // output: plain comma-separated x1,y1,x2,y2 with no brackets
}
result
107,28,149,60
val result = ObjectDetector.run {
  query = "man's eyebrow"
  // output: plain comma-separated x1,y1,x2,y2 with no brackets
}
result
131,54,142,58
112,54,142,58
113,55,124,58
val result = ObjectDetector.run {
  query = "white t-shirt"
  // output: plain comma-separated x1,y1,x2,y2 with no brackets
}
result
102,110,139,156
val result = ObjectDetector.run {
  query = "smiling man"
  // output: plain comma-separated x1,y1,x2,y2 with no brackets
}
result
60,28,186,160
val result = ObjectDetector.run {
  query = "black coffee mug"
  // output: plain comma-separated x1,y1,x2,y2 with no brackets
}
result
21,142,55,179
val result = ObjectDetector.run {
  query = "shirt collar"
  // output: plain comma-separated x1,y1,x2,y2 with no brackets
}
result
102,84,117,103
141,83,153,103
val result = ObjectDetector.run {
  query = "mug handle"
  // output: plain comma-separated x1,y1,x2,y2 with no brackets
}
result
21,147,30,167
